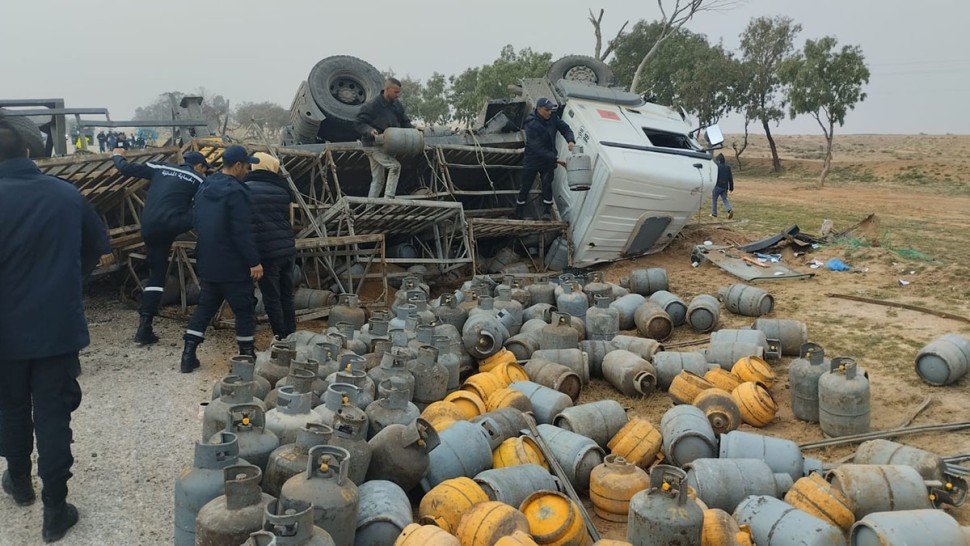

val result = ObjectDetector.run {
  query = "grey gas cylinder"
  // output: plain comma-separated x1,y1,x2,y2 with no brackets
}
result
648,290,688,327
660,405,717,467
610,335,663,361
710,328,778,360
509,381,573,425
719,430,820,483
539,312,580,350
685,458,793,512
733,495,847,546
633,300,673,341
420,420,494,492
195,464,275,546
366,418,439,491
610,293,646,331
579,340,614,378
627,465,703,546
474,464,562,507
601,350,658,398
686,294,720,333
566,145,593,191
329,405,372,486
407,345,448,410
915,333,970,386
854,438,969,506
355,480,413,546
471,407,536,450
245,498,336,546
212,356,271,400
204,376,265,440
536,424,604,492
556,282,589,323
619,268,669,297
523,358,582,402
826,464,936,518
586,295,620,341
530,348,590,386
174,432,245,546
818,357,870,437
365,377,420,439
788,342,829,422
653,351,715,391
264,367,321,411
265,386,325,445
281,445,359,546
264,423,333,498
851,509,970,546
313,382,361,426
219,404,280,474
555,400,629,450
704,341,764,371
718,284,774,317
752,318,808,356
257,344,296,387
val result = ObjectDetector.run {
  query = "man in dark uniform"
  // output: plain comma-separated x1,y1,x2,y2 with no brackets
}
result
179,145,263,373
245,152,297,340
354,77,413,198
711,153,735,219
113,148,210,344
515,97,576,220
0,118,109,543
96,130,106,153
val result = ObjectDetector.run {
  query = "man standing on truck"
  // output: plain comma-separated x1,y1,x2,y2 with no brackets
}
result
711,153,734,219
112,148,211,345
515,97,576,221
355,77,413,199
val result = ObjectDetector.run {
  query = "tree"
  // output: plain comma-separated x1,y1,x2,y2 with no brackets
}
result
781,36,869,186
449,45,553,123
588,9,629,61
627,0,740,93
233,101,289,136
413,72,451,125
133,89,230,130
739,16,802,172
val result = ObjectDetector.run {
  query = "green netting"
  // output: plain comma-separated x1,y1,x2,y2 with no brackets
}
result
826,232,934,262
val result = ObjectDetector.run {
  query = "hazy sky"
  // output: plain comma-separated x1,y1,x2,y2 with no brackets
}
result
2,0,965,135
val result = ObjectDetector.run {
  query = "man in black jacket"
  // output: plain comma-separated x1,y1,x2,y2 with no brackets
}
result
113,149,210,344
0,119,110,543
711,153,734,219
245,152,297,340
355,77,413,198
179,145,263,373
516,97,576,220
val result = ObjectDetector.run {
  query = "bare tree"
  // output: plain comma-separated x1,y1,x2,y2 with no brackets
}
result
588,9,629,61
628,0,741,93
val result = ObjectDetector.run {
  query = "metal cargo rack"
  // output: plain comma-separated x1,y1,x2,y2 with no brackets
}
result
467,217,571,274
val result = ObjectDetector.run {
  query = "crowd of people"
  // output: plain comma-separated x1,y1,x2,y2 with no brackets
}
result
94,130,155,152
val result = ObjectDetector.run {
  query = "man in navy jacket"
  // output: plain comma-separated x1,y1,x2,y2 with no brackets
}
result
0,118,109,542
112,148,210,345
245,152,297,340
515,97,576,220
354,77,413,198
180,145,263,373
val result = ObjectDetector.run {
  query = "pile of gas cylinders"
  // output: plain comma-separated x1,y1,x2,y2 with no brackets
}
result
174,269,970,546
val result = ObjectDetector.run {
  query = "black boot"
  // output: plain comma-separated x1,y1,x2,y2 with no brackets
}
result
238,340,256,359
133,313,159,345
513,203,525,220
541,204,552,221
2,470,35,506
180,335,202,373
42,502,79,543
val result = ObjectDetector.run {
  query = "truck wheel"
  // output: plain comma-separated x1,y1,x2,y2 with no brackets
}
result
307,55,384,133
547,55,615,87
0,109,47,158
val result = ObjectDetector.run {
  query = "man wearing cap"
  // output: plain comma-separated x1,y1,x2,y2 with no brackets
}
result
245,152,297,341
179,145,263,373
355,77,413,199
515,97,576,220
112,148,210,345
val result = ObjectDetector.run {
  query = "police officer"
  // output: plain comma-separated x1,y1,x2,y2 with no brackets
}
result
0,118,109,542
515,97,576,221
245,152,297,340
179,145,263,373
354,77,413,198
113,148,210,344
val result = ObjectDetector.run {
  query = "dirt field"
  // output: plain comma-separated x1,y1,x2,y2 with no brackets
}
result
1,134,968,544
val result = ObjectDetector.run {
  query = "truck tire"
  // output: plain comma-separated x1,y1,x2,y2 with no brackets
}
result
0,109,47,158
307,55,384,136
547,55,615,87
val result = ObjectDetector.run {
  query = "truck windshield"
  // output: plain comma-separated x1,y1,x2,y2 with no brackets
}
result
642,128,694,150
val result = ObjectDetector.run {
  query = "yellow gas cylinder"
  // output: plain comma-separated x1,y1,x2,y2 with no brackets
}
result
493,436,547,469
463,372,507,401
456,501,531,546
731,381,777,427
495,530,541,545
419,477,491,534
395,523,461,546
668,371,715,405
421,401,466,432
703,368,744,393
692,388,743,435
784,472,856,532
606,418,663,469
486,388,533,413
591,541,633,546
701,508,753,546
519,491,592,546
490,360,530,385
444,390,487,420
590,454,650,522
731,356,777,388
481,348,517,373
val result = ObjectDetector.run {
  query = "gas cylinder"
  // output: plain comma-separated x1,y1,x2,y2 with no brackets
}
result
579,340,613,378
826,464,935,518
409,293,436,327
174,432,244,546
710,329,775,359
212,356,271,401
668,371,715,405
471,407,535,450
731,355,776,388
506,331,542,362
586,295,620,341
607,418,663,469
523,358,582,402
732,381,777,427
313,383,360,426
488,359,530,387
494,288,524,336
686,294,720,334
851,509,970,546
434,335,462,393
566,145,593,191
421,420,495,492
220,405,280,473
633,301,673,341
684,458,793,513
493,436,547,469
554,400,628,450
263,423,333,498
818,357,870,437
717,284,774,317
649,290,687,327
653,352,715,391
359,318,389,355
783,473,856,533
329,406,372,485
257,344,295,387
195,465,275,546
510,279,531,307
610,293,646,331
444,390,487,420
719,430,821,483
265,386,325,445
537,424,604,492
526,282,557,307
420,400,465,432
473,464,560,509
539,312,580,351
583,272,612,304
419,477,490,533
407,323,435,357
660,405,717,467
369,347,415,401
788,342,829,422
244,498,336,546
733,495,846,546
331,293,366,331
463,372,508,403
312,341,342,378
704,342,764,371
407,345,448,410
367,418,440,491
462,298,511,359
280,445,359,546
486,388,533,414
509,381,573,425
602,350,657,398
590,455,651,522
530,348,590,386
335,322,367,355
855,438,969,503
619,268,668,297
627,465,703,546
456,501,531,546
701,509,753,546
703,368,743,393
204,376,265,440
264,367,320,411
915,332,970,386
692,388,742,435
556,282,589,323
496,531,542,546
277,357,327,398
395,523,461,546
366,377,420,438
519,490,590,546
362,339,390,371
609,336,662,362
355,480,414,546
435,293,468,332
751,318,808,356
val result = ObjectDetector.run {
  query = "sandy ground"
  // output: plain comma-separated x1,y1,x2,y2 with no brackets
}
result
2,134,970,544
